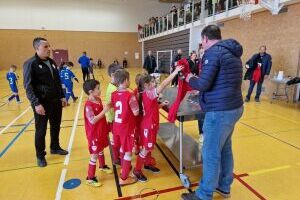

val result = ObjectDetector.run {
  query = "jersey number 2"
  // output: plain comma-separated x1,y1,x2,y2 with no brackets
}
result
115,101,122,123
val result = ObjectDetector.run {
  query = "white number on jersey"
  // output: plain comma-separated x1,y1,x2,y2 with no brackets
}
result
115,101,122,123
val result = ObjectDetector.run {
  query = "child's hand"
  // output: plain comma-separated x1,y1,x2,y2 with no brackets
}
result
174,65,184,74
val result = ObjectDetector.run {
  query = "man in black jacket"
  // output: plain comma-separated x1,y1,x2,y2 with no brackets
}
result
23,37,68,167
143,50,156,74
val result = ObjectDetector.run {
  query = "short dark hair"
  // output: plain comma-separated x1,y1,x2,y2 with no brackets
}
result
83,79,100,95
10,64,17,69
114,69,129,86
108,64,122,77
67,61,74,67
33,37,47,49
260,45,267,50
201,25,222,40
83,51,87,55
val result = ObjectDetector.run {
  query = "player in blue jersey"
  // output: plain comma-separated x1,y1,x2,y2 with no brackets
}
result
63,62,79,104
59,62,67,97
6,64,21,104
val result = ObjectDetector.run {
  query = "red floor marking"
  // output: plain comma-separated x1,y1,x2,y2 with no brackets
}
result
116,183,198,200
234,173,267,200
235,173,249,178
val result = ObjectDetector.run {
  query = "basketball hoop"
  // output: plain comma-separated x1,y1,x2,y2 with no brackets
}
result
239,0,256,21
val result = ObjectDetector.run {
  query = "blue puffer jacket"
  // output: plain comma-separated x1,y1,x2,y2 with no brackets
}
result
189,39,244,112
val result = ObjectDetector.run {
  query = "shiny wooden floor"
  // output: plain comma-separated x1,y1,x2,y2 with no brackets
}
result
0,68,299,200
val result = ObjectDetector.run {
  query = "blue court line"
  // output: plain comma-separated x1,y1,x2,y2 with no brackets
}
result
0,118,34,158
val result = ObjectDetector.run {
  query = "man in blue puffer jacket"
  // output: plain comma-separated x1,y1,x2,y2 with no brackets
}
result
181,25,244,200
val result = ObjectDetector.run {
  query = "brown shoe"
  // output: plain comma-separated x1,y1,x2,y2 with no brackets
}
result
119,176,137,186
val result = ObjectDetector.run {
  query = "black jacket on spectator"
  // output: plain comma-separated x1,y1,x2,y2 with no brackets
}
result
143,55,157,74
23,54,64,106
188,59,199,75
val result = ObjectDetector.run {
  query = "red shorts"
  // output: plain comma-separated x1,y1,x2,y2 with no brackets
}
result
113,133,134,153
87,137,109,154
113,123,135,153
140,128,158,151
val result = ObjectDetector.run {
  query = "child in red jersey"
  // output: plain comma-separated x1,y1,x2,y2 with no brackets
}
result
133,74,143,155
108,69,139,186
133,66,183,182
83,79,112,187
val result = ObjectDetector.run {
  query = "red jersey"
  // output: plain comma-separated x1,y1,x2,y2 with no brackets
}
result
111,90,138,137
84,97,109,153
141,88,159,131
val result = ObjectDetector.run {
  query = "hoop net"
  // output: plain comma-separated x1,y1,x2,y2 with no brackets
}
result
239,0,256,21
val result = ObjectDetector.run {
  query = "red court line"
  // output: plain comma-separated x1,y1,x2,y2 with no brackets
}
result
235,173,249,178
234,173,267,200
116,183,198,200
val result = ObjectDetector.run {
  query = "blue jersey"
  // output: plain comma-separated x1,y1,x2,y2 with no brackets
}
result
63,68,76,86
6,72,18,93
59,67,66,85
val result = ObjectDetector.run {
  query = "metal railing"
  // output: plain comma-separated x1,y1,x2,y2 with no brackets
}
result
138,0,240,40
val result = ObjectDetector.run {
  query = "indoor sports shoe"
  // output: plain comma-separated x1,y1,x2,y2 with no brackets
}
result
118,176,137,186
144,165,160,173
50,148,68,155
133,169,147,182
86,177,102,187
113,159,121,166
181,192,202,200
16,101,22,104
37,157,47,167
99,165,113,174
215,188,231,198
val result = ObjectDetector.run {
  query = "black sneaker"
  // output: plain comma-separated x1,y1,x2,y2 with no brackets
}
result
50,148,68,155
144,165,160,173
133,169,147,182
216,188,231,198
245,97,250,102
113,159,121,166
255,98,260,102
37,157,47,167
181,192,202,200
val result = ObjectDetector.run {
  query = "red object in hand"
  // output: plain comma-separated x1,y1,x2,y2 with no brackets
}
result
167,58,193,123
252,64,262,83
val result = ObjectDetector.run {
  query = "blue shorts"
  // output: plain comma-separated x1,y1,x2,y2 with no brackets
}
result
10,85,18,93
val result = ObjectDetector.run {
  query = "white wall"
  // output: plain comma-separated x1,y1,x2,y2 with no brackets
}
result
189,25,203,53
0,0,175,32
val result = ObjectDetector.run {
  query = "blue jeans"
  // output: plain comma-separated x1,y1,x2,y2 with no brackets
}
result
195,106,244,200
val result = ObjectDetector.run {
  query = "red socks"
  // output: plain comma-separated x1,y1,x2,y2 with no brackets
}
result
98,151,105,168
120,159,131,180
135,152,146,171
87,159,96,179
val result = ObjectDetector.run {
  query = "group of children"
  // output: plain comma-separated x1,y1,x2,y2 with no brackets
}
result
83,63,183,187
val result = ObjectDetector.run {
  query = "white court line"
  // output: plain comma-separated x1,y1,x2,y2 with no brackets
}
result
64,90,83,165
55,90,83,200
55,168,67,200
0,106,31,135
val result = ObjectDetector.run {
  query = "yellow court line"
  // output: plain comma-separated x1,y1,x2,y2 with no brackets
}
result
248,165,291,176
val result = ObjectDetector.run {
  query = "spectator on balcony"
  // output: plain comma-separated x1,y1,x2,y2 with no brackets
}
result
170,5,178,27
143,50,157,74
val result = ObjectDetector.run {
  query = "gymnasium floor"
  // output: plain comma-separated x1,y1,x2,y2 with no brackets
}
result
0,68,299,200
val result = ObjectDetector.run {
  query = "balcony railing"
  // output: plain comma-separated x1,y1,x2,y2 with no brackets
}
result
138,0,242,40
